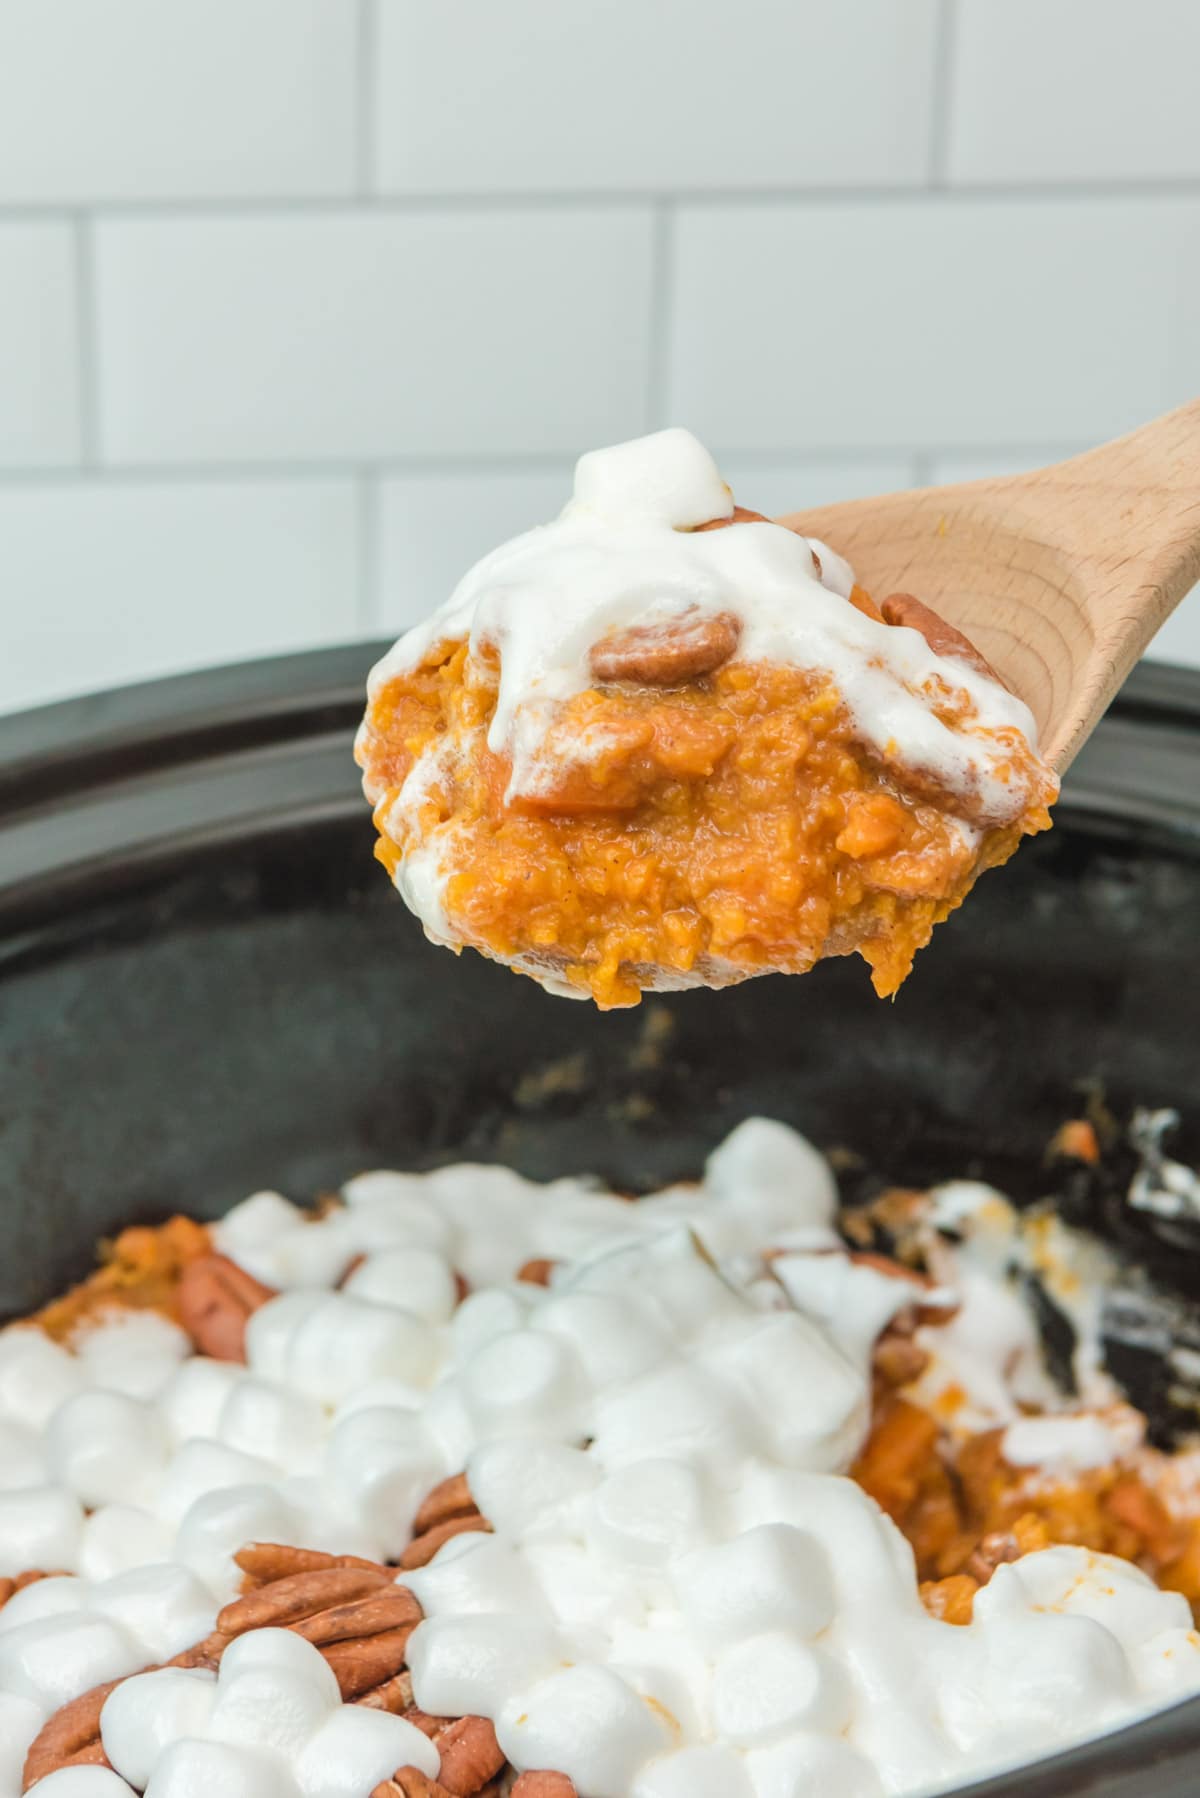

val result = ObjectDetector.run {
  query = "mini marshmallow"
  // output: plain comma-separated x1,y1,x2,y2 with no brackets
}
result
217,1379,326,1474
158,1359,246,1446
590,1460,710,1567
142,1739,301,1798
0,1418,48,1491
569,1227,745,1342
219,1628,342,1697
325,1408,444,1558
101,1667,218,1790
533,1291,670,1390
407,1612,563,1717
0,1612,143,1711
418,1382,476,1469
632,1744,754,1798
343,1246,459,1323
467,1440,598,1538
173,1482,301,1598
157,1441,280,1527
29,1770,139,1797
713,1313,867,1472
451,1288,532,1362
711,1632,852,1746
91,1563,215,1663
46,1392,168,1509
244,1292,329,1385
0,1690,45,1794
0,1329,83,1430
292,1704,440,1795
746,1734,885,1798
703,1118,839,1248
0,1487,84,1578
0,1574,87,1634
404,1533,549,1619
79,1505,175,1582
498,1663,670,1798
976,1546,1192,1647
73,1313,191,1402
591,1363,756,1473
286,1295,439,1405
461,1329,580,1441
672,1524,835,1649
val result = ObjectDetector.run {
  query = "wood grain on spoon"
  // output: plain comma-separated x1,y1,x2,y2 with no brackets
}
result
779,398,1200,771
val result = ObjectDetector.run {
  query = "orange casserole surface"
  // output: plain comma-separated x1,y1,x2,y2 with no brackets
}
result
357,619,1055,1009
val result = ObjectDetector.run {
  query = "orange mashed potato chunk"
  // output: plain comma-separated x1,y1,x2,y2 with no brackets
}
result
358,628,1054,1008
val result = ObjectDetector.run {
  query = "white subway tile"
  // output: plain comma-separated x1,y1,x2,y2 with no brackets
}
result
94,210,654,464
0,225,80,469
373,0,938,193
0,0,356,204
718,455,917,518
0,480,360,715
667,199,1200,451
925,449,1087,485
374,467,572,634
948,0,1200,184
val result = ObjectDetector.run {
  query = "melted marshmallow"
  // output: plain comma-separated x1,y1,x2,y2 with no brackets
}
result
366,429,1045,827
3,1119,1198,1798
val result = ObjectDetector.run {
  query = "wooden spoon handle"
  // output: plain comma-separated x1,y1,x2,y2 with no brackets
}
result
784,398,1200,770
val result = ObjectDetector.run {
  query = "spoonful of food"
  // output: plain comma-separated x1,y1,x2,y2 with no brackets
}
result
356,408,1199,1008
783,397,1200,772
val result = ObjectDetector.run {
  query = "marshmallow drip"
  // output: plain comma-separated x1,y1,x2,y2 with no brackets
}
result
3,1120,1197,1798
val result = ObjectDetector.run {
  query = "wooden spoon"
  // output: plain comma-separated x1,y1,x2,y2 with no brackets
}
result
780,397,1200,771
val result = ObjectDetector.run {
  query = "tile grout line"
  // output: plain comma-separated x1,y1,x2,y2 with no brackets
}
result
72,214,101,466
0,445,1091,488
3,180,1200,225
927,0,959,188
645,201,675,430
355,0,377,198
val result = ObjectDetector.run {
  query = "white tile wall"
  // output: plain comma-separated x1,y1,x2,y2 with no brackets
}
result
375,467,572,633
0,224,80,469
0,480,359,713
666,198,1200,451
948,0,1200,186
1,0,1198,716
0,0,358,203
94,210,655,464
373,0,939,194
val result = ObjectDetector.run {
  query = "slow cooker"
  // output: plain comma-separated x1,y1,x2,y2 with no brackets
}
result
1,646,1198,1797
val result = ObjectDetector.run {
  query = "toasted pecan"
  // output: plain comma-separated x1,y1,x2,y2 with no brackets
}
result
511,1776,579,1797
234,1540,387,1585
432,1715,507,1795
879,593,1006,689
176,1253,278,1361
589,607,742,687
217,1566,393,1634
412,1473,478,1537
515,1258,557,1288
400,1513,492,1572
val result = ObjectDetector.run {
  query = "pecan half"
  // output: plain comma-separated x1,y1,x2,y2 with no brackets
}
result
234,1540,385,1586
403,1475,492,1570
412,1473,477,1537
400,1514,491,1572
176,1253,278,1361
511,1776,579,1797
589,607,742,687
879,593,1006,689
964,1529,1025,1584
515,1258,556,1288
432,1715,506,1795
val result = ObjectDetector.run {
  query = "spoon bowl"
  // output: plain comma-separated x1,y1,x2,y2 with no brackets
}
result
781,398,1200,769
